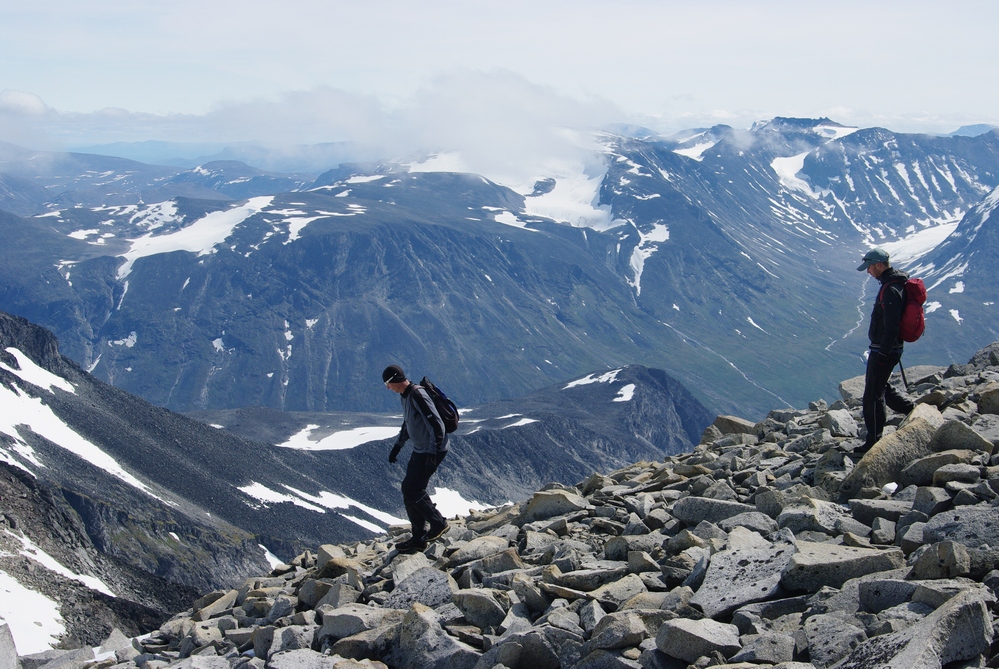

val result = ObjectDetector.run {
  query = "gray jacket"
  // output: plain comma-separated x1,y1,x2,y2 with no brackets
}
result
395,383,447,454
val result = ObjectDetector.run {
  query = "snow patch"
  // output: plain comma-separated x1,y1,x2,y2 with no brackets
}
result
277,425,399,451
673,141,718,161
564,369,622,389
771,152,819,196
0,570,64,654
502,418,539,429
117,196,273,279
613,384,636,402
950,309,963,324
1,348,74,394
431,487,493,518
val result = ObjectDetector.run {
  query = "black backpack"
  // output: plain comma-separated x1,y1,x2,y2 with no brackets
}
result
419,376,459,433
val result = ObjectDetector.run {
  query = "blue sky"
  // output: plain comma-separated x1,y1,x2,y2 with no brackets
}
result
2,0,997,151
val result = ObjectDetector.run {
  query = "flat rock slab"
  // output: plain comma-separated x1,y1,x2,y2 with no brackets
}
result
780,541,906,593
671,497,757,525
923,505,999,549
523,489,591,522
689,542,796,618
448,536,510,566
384,567,457,610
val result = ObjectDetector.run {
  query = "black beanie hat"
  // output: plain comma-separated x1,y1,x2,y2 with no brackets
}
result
382,365,406,384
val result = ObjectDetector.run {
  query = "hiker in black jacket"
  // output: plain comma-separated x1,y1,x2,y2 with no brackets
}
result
857,248,915,452
383,364,450,552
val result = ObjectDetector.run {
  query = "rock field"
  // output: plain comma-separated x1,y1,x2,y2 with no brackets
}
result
13,343,999,669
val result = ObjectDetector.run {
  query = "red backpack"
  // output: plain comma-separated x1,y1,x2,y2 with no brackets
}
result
879,277,926,342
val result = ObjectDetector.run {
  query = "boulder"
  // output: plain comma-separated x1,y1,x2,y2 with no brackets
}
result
588,612,648,649
655,617,741,663
780,541,906,593
899,450,976,488
729,631,795,664
712,415,757,435
838,411,940,500
830,589,993,669
317,604,403,642
778,497,848,535
820,409,859,438
671,497,757,525
0,623,20,669
688,540,796,618
803,611,866,668
523,490,591,523
448,536,510,566
928,421,994,454
451,589,507,628
923,505,999,549
384,567,458,610
394,604,479,669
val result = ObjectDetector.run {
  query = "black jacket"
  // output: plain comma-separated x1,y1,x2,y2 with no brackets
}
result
868,267,909,352
395,383,447,454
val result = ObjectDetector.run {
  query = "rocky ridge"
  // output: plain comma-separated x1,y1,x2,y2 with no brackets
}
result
14,342,999,669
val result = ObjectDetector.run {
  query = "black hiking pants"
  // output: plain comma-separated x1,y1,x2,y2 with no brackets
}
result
862,348,914,448
401,451,447,540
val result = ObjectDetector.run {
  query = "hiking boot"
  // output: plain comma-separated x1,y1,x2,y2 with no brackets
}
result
395,537,427,553
426,521,450,541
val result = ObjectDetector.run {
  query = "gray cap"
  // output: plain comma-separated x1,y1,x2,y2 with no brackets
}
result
857,247,890,271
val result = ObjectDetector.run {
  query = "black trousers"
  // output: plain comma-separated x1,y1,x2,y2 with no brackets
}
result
862,349,914,447
401,451,447,540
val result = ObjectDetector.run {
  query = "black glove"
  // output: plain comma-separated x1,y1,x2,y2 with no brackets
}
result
389,443,402,464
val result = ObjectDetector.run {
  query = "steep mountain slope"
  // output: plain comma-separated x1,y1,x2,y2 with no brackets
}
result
0,311,710,600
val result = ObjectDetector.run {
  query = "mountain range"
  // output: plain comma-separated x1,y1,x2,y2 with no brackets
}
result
1,119,998,423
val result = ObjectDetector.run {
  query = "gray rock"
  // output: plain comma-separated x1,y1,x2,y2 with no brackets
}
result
573,649,644,669
712,415,757,435
671,497,757,525
729,631,795,664
912,486,952,516
838,409,942,500
396,603,480,669
579,599,608,634
316,603,402,642
780,541,906,593
314,583,361,610
718,512,779,536
590,574,648,611
778,497,848,535
557,567,630,592
588,612,648,649
384,567,458,609
268,625,318,656
655,617,741,663
829,589,993,669
908,541,972,579
929,420,994,454
448,536,510,566
933,463,982,486
0,623,20,669
821,410,859,438
923,504,999,549
857,579,919,613
971,414,999,451
452,589,507,629
978,384,999,415
604,534,665,561
803,611,866,668
848,499,912,526
899,450,977,488
688,540,796,618
390,551,435,584
523,490,591,523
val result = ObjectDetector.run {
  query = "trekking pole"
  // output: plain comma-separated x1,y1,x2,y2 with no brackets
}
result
898,358,909,392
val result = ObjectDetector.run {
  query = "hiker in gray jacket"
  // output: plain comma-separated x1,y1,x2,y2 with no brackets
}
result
383,364,449,552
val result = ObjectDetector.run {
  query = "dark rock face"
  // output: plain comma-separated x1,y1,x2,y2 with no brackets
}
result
18,340,996,667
